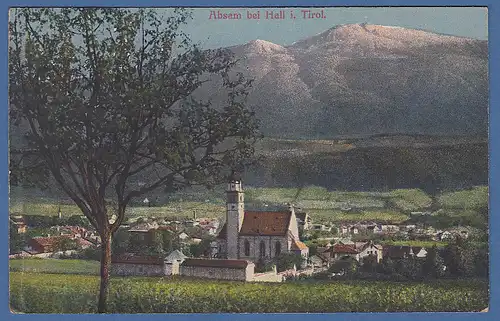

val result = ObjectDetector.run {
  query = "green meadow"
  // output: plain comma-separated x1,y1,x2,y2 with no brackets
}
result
10,272,488,313
9,186,487,224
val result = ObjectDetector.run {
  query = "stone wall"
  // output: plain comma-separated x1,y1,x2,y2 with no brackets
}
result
111,263,164,276
180,264,254,281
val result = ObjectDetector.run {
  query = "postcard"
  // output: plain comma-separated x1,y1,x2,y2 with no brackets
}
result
8,6,489,314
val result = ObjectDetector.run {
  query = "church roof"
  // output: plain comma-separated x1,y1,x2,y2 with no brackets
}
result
240,211,292,236
216,211,293,238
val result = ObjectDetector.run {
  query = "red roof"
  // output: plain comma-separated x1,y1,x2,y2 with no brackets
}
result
240,211,291,236
181,258,251,269
30,235,68,247
28,235,80,253
75,238,94,247
332,244,359,254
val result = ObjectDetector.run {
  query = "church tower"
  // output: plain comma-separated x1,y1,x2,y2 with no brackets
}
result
226,177,245,259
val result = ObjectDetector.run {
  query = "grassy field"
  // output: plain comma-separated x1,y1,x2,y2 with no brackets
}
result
10,272,488,313
9,186,487,224
9,258,99,275
125,202,225,220
307,209,409,223
380,240,448,248
10,202,83,217
438,186,488,210
9,201,226,220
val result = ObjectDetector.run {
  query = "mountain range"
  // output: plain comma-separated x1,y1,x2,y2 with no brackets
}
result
204,24,488,139
9,24,489,194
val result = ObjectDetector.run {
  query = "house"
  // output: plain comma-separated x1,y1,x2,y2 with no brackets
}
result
295,211,312,230
185,220,199,227
26,235,81,254
448,228,470,239
330,244,360,261
10,215,27,234
199,219,220,235
310,254,330,268
178,232,190,241
204,225,218,235
291,239,309,258
439,231,453,241
356,241,383,263
216,177,308,262
311,224,329,231
366,225,377,234
311,246,333,265
339,224,362,235
58,225,87,238
191,237,202,244
372,224,384,234
405,224,417,231
382,225,400,233
128,222,160,243
412,247,428,258
336,238,355,245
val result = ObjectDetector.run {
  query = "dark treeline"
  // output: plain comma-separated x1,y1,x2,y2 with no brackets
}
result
246,143,488,194
10,142,488,202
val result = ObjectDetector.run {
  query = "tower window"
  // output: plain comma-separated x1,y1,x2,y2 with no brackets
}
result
244,240,250,256
259,241,266,258
227,193,238,203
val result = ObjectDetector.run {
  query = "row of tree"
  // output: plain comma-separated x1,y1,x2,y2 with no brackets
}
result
111,228,214,258
19,214,92,229
327,241,488,280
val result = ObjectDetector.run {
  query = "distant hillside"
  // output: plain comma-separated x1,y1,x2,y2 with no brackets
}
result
244,135,488,193
203,24,488,139
9,24,489,200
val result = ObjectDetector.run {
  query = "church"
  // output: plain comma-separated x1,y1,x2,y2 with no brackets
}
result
216,178,309,262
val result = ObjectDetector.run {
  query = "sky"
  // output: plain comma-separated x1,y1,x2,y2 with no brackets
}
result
175,7,488,49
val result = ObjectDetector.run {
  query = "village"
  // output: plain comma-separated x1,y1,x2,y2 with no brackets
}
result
9,178,478,283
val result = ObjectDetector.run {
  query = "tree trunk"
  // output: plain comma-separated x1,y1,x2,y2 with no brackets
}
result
98,232,112,313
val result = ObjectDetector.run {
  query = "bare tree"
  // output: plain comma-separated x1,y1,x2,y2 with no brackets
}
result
9,8,259,312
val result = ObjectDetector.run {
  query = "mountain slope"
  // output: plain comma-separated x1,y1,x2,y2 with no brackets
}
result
215,24,488,139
